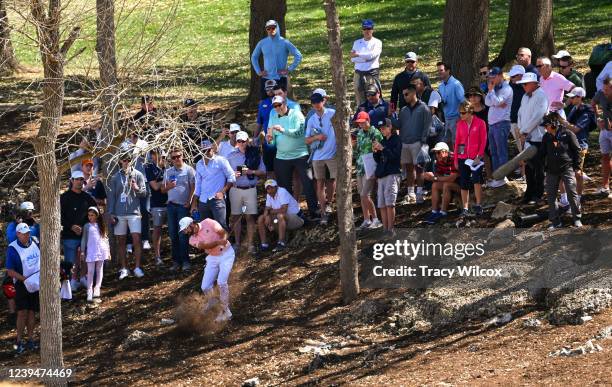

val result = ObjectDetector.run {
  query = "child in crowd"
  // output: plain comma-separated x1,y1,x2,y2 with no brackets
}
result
80,207,110,303
373,118,402,237
354,111,383,230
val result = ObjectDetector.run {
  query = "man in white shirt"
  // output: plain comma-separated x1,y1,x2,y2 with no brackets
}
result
257,179,304,253
216,123,241,159
350,19,382,107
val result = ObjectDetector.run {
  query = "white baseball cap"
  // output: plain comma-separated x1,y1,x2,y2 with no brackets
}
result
265,20,277,28
16,223,30,234
264,179,278,188
229,123,241,132
566,87,586,98
508,65,526,77
71,171,85,179
516,72,539,84
552,50,571,59
404,52,418,61
271,95,284,105
179,217,194,233
20,202,34,211
236,131,249,142
312,88,327,97
432,142,450,152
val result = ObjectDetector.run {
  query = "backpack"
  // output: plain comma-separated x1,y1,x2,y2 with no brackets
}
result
244,145,261,171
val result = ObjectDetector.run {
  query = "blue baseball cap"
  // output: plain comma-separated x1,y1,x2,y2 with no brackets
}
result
362,19,374,29
201,139,213,150
488,67,503,77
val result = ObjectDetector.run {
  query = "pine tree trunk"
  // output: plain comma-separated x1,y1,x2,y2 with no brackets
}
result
442,0,489,87
490,0,555,68
0,0,20,75
96,0,119,262
241,0,287,109
323,0,359,304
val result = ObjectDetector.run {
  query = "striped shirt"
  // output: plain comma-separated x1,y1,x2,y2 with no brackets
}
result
434,153,458,177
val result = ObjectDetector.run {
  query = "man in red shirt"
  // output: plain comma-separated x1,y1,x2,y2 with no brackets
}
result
423,142,460,224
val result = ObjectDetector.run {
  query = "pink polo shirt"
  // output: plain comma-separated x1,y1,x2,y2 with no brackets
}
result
540,71,574,109
188,218,229,256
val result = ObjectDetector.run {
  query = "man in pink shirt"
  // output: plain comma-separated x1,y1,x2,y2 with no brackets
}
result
179,217,235,322
537,56,574,118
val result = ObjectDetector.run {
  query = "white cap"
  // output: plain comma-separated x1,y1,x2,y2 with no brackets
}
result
265,20,277,28
312,88,327,97
229,123,241,132
271,95,284,105
236,131,249,142
71,171,85,179
264,179,278,188
179,217,194,233
566,87,586,98
516,72,539,84
508,65,526,77
432,142,450,152
88,206,100,215
552,50,571,59
19,202,34,211
404,51,417,61
16,223,30,234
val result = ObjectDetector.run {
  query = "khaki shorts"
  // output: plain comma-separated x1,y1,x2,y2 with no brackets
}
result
273,213,304,230
356,175,376,197
312,158,338,180
151,207,167,227
114,215,141,235
578,148,588,170
229,187,258,215
401,142,421,165
377,174,400,208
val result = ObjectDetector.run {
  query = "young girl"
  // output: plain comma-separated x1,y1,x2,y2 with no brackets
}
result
80,207,110,303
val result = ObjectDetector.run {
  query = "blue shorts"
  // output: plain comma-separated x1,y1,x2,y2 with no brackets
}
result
62,239,81,264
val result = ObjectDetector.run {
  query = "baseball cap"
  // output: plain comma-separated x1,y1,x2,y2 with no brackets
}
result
184,98,197,107
16,223,30,234
71,171,85,179
552,50,571,59
265,20,277,28
516,72,539,84
354,111,370,123
264,179,278,188
362,19,374,29
432,142,450,152
487,67,503,77
310,93,324,103
264,79,277,90
312,88,327,97
377,118,392,128
404,52,417,62
508,65,526,77
229,123,241,132
566,87,586,98
366,85,379,95
271,95,284,105
82,158,94,166
179,217,194,233
20,202,34,211
201,139,213,150
236,131,249,142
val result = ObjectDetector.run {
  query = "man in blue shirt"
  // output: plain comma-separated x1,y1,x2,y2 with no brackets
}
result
305,91,337,225
251,19,302,99
256,79,277,177
437,61,465,147
353,85,389,129
6,223,40,354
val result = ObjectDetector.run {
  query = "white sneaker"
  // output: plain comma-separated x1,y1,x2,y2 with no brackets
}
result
118,268,129,280
574,220,583,228
489,179,506,188
93,288,100,298
142,241,151,250
133,267,145,278
214,308,232,323
357,219,372,230
155,256,163,266
596,187,610,194
416,192,424,204
126,244,133,254
87,289,93,302
368,218,383,229
407,193,417,203
70,279,80,292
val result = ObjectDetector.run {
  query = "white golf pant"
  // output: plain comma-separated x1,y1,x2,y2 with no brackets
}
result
201,246,235,309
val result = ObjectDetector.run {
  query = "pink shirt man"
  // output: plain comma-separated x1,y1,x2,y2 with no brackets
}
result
188,218,230,256
540,71,574,110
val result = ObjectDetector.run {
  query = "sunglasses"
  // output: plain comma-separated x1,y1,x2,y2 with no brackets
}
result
73,177,85,181
362,27,373,31
459,111,468,115
479,71,488,76
266,26,276,30
272,104,282,108
558,65,569,69
405,60,416,63
121,159,131,162
367,93,377,97
171,155,182,160
535,64,543,68
237,140,247,144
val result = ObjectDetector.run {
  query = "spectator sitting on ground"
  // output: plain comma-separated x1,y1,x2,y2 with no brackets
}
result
6,202,40,244
390,51,431,114
305,91,337,226
591,76,612,194
353,84,388,129
353,111,383,230
424,142,460,224
226,131,266,254
257,179,304,253
107,153,148,280
373,118,402,237
216,123,241,159
539,112,583,229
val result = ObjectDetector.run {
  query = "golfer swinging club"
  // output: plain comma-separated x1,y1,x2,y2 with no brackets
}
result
179,216,235,322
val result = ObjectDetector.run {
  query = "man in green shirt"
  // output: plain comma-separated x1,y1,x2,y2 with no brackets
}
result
266,95,318,218
553,50,584,88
